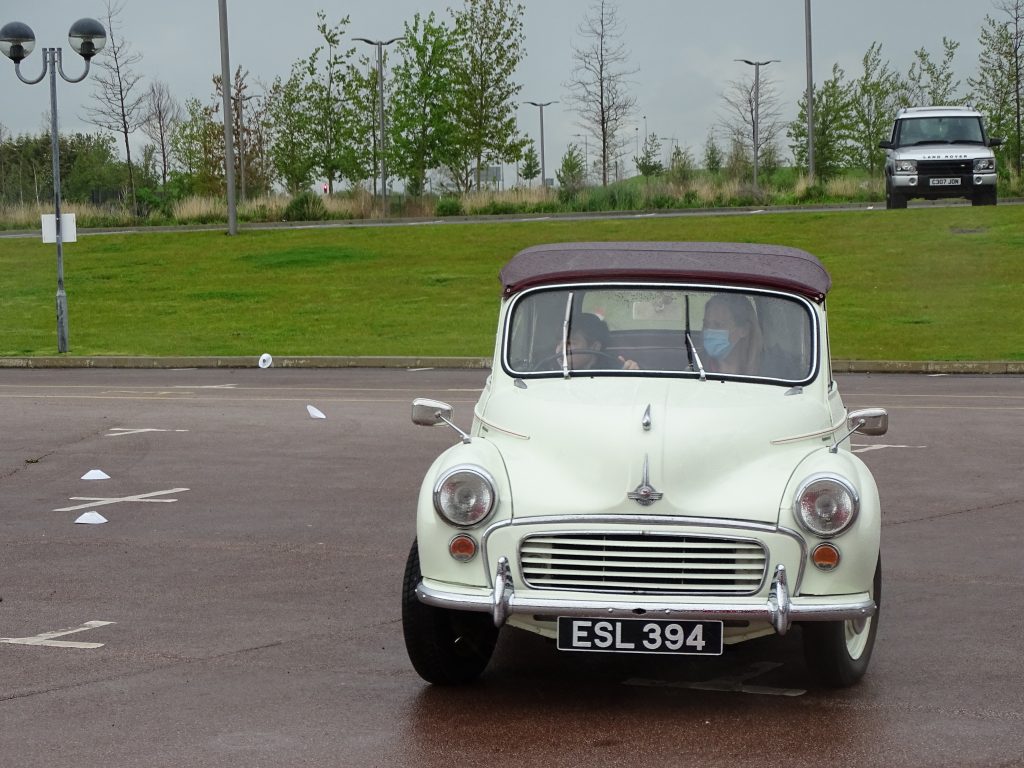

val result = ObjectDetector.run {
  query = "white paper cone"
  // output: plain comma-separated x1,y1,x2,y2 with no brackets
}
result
81,469,110,480
75,512,108,524
306,405,327,419
258,353,273,369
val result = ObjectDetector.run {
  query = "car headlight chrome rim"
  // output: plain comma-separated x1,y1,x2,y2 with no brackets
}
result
794,474,859,538
433,465,497,527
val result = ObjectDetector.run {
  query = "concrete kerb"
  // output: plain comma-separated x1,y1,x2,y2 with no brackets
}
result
0,356,1021,375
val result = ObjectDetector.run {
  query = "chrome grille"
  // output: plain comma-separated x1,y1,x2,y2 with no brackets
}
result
519,533,767,595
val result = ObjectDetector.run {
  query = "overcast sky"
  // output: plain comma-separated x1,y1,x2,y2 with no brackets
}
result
0,0,1000,180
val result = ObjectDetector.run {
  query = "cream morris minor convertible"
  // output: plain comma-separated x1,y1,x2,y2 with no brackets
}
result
402,242,888,688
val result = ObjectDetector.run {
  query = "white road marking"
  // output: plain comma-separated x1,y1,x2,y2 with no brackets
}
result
174,384,238,389
54,487,189,512
1,620,115,649
106,427,190,437
852,443,927,454
625,662,805,697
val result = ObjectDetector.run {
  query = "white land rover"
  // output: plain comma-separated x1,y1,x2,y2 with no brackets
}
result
880,106,1002,209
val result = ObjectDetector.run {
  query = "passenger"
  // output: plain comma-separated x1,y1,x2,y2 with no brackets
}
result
554,313,639,370
701,294,763,375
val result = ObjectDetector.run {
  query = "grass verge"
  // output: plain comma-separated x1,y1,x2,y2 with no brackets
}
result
0,206,1021,360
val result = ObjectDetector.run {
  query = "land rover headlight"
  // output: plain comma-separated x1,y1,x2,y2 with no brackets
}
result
433,466,497,527
974,157,995,171
895,159,917,173
794,474,859,538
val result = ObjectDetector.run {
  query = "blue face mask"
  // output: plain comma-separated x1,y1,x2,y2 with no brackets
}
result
703,328,733,359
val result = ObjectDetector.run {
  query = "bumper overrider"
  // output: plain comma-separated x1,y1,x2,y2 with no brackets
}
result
416,559,876,637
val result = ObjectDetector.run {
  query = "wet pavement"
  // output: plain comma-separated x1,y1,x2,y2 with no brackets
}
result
1,368,1021,767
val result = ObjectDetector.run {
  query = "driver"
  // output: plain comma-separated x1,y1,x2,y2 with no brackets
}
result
555,313,639,370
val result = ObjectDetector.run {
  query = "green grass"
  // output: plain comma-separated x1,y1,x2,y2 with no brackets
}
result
1,206,1022,360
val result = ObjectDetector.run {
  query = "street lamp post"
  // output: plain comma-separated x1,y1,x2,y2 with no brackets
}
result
0,18,106,354
218,0,237,235
525,100,556,187
804,0,815,181
355,36,401,215
735,58,779,193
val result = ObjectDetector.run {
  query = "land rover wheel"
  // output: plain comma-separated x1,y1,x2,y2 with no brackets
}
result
971,189,997,206
885,181,907,209
802,556,882,688
402,540,498,685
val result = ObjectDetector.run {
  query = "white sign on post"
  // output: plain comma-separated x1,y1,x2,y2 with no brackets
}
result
41,213,77,244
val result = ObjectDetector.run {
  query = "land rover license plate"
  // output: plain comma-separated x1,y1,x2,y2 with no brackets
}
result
556,617,723,655
930,177,961,186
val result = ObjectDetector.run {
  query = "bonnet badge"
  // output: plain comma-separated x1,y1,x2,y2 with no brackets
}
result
627,455,663,507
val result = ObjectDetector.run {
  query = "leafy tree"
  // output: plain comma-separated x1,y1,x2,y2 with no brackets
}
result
390,12,457,197
265,67,318,194
555,142,587,201
904,37,964,106
970,3,1023,176
170,97,224,196
444,0,528,192
304,12,359,192
634,132,663,179
702,132,723,174
520,141,541,186
789,63,856,181
850,42,903,177
665,144,695,185
343,58,381,193
564,0,637,186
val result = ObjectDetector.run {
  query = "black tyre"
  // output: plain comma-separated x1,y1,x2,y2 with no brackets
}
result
402,540,498,685
802,556,881,688
885,183,907,209
971,189,997,206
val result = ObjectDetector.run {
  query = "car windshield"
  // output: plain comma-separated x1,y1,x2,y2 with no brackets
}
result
504,285,817,383
896,116,985,146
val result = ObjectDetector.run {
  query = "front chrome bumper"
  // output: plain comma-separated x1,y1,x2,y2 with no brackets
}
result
416,558,875,637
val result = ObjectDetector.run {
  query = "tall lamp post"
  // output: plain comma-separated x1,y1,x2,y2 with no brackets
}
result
0,18,106,354
735,58,779,193
524,100,556,187
355,36,400,214
804,0,815,181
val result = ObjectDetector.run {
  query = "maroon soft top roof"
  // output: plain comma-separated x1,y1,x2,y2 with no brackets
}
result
500,242,832,301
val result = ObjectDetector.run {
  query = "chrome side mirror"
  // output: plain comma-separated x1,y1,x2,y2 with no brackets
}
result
412,398,471,443
412,397,453,426
848,407,888,437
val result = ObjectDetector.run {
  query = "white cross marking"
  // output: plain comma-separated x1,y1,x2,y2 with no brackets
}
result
852,443,927,454
106,428,190,437
1,621,115,649
54,487,189,512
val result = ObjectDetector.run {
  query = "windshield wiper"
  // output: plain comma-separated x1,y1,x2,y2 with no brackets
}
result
560,292,575,379
684,295,706,381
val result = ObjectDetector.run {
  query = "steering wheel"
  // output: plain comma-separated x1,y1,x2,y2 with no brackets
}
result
532,350,625,371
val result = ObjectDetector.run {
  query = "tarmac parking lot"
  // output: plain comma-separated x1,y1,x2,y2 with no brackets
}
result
1,367,1022,767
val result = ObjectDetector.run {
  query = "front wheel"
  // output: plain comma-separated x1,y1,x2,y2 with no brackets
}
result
801,556,882,688
402,540,499,685
885,181,907,209
971,189,997,206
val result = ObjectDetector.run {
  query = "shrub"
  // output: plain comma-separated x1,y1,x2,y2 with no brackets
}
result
435,197,464,217
283,191,327,222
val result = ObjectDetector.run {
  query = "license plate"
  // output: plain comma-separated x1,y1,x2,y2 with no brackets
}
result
556,617,723,656
930,177,961,186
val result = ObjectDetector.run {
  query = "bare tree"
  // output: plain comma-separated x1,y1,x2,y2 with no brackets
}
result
141,81,181,186
84,0,146,207
719,72,784,184
564,0,637,186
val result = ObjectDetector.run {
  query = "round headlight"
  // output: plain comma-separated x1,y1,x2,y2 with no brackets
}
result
433,466,497,527
794,475,859,537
